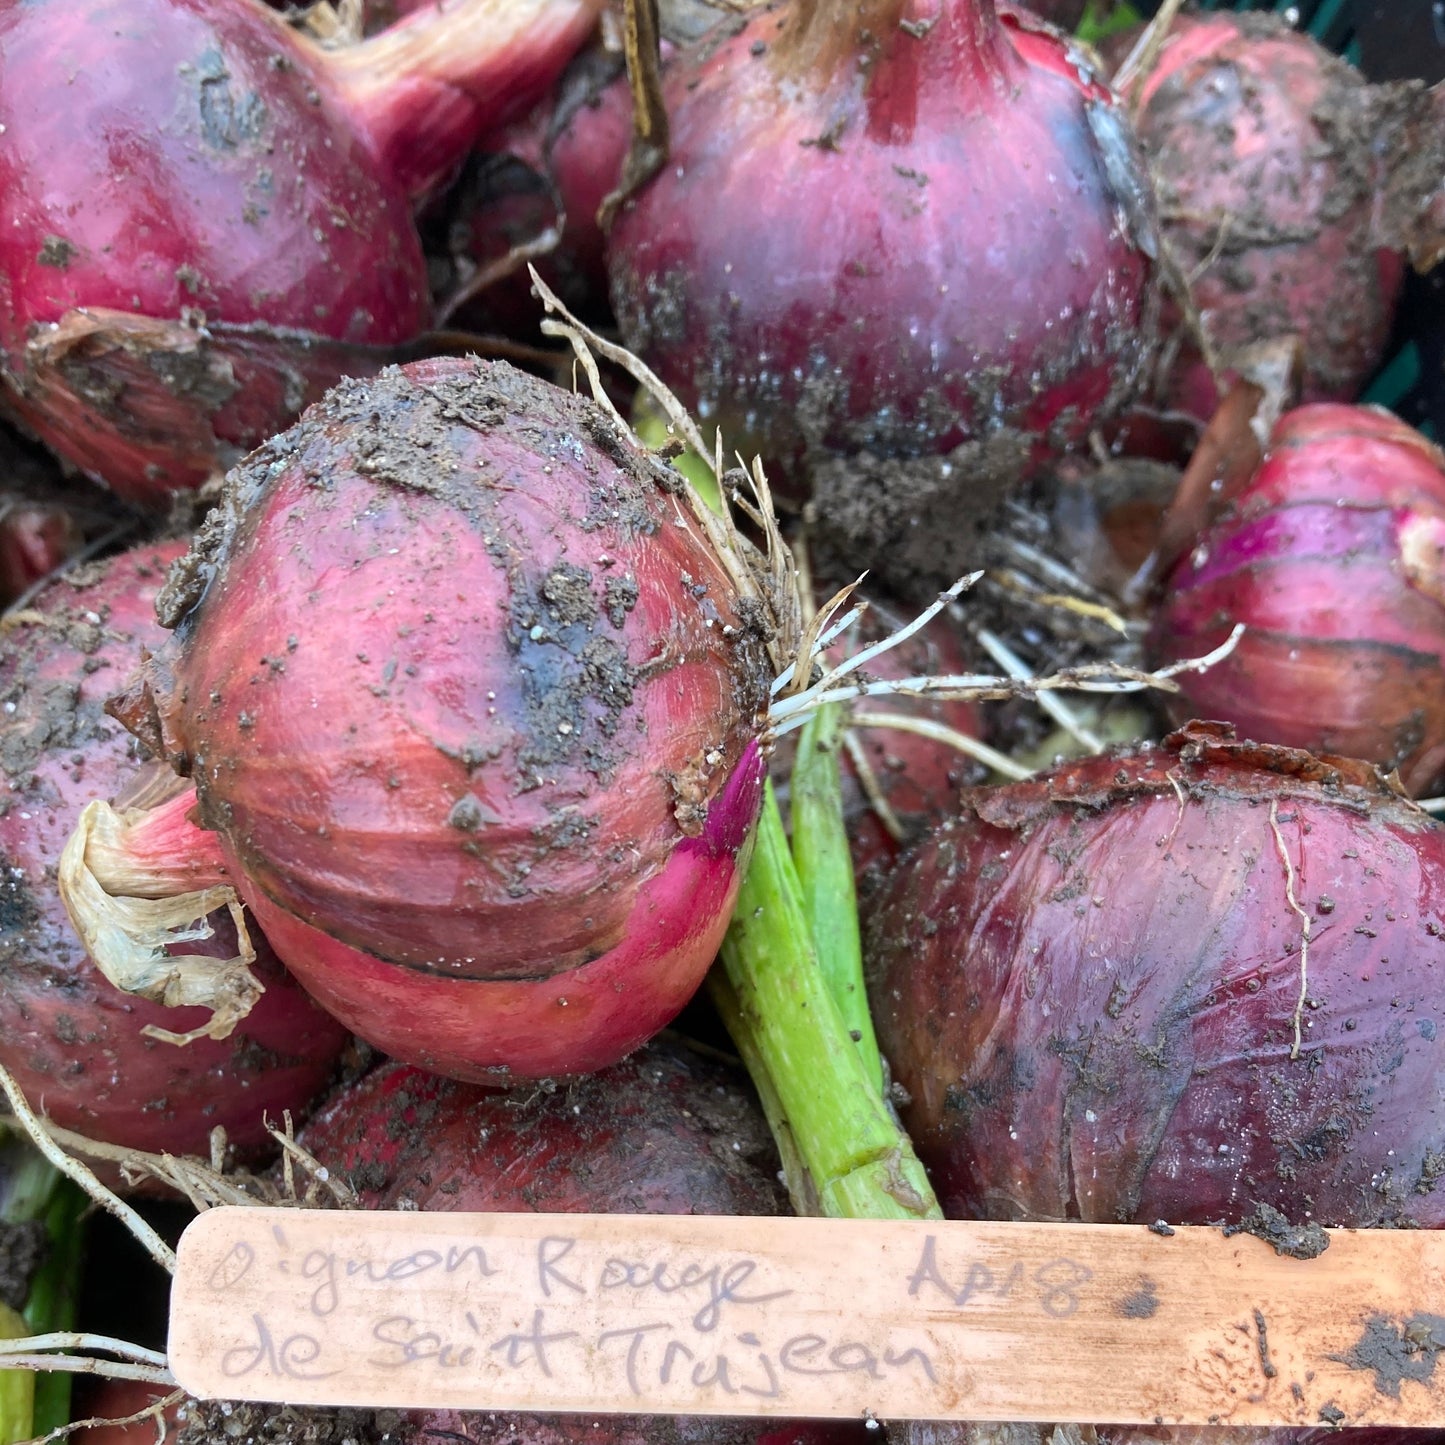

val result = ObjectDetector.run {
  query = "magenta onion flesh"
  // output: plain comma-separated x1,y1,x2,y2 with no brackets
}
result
0,0,601,506
1149,404,1445,797
606,0,1160,509
0,543,349,1161
66,358,771,1083
867,721,1445,1229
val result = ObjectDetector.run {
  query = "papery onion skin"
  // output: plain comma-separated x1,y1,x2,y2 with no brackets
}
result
0,544,349,1159
1149,404,1445,797
1126,13,1404,420
123,357,770,1081
867,723,1445,1228
606,0,1159,495
0,0,599,506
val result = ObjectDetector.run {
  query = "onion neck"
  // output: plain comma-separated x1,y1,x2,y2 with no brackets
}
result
317,0,605,201
82,784,231,900
771,0,1009,103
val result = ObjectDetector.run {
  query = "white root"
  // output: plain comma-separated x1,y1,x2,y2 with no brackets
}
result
1269,799,1313,1063
975,627,1104,754
855,711,1033,782
58,800,261,1046
18,1387,188,1445
0,1063,177,1274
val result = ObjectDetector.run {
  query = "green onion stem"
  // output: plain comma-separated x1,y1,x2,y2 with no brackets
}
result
719,783,941,1220
789,704,883,1094
1,1133,88,1438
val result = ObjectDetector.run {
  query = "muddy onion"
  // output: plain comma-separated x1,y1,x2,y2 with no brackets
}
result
1148,405,1445,797
1125,13,1406,420
0,543,349,1159
606,0,1160,506
0,0,601,506
867,722,1445,1228
66,358,771,1083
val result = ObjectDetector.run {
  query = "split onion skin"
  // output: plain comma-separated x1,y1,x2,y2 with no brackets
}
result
867,723,1445,1228
1149,404,1445,796
123,357,770,1081
1127,13,1404,420
0,544,348,1160
0,0,600,505
607,0,1160,488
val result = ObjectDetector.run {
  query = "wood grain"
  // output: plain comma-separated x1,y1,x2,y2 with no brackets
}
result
169,1208,1445,1426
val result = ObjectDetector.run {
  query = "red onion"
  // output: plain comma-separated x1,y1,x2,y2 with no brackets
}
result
65,358,772,1083
0,544,349,1160
435,45,635,331
171,1044,862,1445
606,0,1161,503
867,721,1445,1229
1124,13,1406,421
1148,404,1445,797
0,0,601,507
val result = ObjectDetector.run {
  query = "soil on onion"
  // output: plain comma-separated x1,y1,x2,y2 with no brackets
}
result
0,1217,47,1310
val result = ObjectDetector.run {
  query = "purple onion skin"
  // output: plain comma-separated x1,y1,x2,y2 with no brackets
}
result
121,357,770,1083
1149,404,1445,796
867,723,1445,1229
607,0,1158,487
1127,14,1403,420
0,544,349,1160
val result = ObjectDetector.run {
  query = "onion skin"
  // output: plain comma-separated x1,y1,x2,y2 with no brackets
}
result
1128,13,1404,420
867,723,1445,1229
0,0,600,506
606,0,1159,493
1149,404,1445,796
0,545,349,1160
121,357,769,1081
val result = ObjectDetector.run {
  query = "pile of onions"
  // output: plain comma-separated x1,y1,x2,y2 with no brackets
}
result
867,721,1445,1228
0,543,349,1161
1148,404,1445,797
0,0,601,506
61,357,773,1083
1122,12,1408,420
606,0,1161,509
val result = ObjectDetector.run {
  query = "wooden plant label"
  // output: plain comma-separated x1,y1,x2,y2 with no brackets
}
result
170,1208,1445,1427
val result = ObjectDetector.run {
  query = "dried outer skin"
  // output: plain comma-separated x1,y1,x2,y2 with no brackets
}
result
0,545,349,1158
866,722,1445,1228
1149,404,1445,797
1132,13,1406,420
607,0,1160,492
131,358,770,1080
